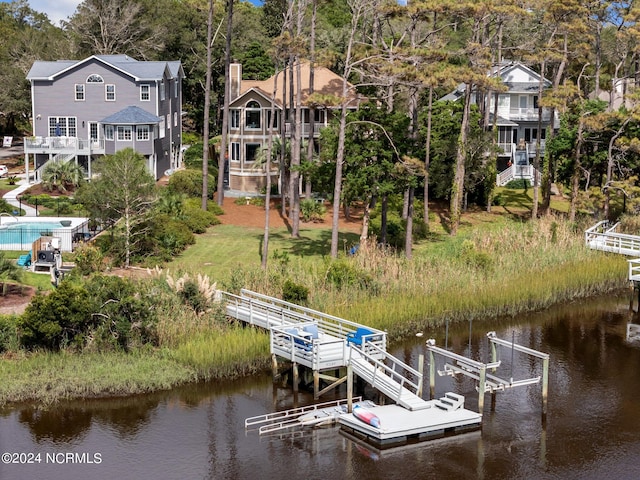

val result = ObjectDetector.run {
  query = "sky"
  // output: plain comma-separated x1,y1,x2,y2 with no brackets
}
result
4,0,263,28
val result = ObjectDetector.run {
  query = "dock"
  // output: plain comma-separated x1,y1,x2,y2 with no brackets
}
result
228,289,487,448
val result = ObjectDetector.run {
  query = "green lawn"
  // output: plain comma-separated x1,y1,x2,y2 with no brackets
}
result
169,224,360,280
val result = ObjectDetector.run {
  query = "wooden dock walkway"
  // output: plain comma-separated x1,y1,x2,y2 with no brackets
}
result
585,221,640,283
222,289,430,409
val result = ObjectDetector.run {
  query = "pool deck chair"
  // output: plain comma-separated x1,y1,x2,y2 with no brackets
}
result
346,327,377,346
17,252,31,267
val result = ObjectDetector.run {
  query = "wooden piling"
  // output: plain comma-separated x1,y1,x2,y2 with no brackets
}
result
292,363,299,393
271,354,278,380
478,366,486,413
418,354,424,397
313,370,320,399
428,350,435,400
542,356,549,417
347,364,353,413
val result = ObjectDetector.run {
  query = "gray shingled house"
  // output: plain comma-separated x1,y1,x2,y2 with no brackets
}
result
23,54,184,182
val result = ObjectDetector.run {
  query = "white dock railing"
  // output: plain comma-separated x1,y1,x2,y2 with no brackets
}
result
349,343,429,411
585,221,640,257
236,289,387,351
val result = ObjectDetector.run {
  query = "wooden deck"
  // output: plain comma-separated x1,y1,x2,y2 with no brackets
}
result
223,289,430,409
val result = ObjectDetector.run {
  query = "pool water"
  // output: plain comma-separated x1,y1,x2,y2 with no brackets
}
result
0,221,70,247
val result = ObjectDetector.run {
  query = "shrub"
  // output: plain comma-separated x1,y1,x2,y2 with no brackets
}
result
183,197,224,215
0,315,19,352
504,178,531,189
325,259,374,290
18,281,96,350
300,198,326,222
282,279,309,304
182,205,220,233
73,244,104,275
167,169,216,198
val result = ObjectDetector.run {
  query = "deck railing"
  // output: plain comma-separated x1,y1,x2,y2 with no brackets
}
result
24,136,105,154
238,289,387,351
349,343,424,408
585,221,640,256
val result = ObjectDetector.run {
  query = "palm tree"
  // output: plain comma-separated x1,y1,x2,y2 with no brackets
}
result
42,161,85,192
0,252,22,295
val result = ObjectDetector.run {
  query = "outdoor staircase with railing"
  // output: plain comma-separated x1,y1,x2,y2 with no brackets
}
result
348,342,430,411
34,152,76,181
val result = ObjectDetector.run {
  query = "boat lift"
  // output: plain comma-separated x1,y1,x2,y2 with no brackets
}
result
426,331,550,416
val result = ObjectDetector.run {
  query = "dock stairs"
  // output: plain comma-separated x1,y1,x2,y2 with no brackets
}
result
222,289,430,411
434,392,465,411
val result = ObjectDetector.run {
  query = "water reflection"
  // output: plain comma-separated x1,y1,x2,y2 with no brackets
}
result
2,292,640,480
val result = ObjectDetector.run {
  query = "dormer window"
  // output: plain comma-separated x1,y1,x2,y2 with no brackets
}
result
245,101,261,129
87,74,104,83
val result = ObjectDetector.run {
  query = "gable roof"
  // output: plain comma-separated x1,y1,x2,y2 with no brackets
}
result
100,106,161,125
231,62,361,108
26,55,184,82
440,61,551,101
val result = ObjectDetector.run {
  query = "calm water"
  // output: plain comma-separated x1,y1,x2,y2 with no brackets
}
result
2,293,640,480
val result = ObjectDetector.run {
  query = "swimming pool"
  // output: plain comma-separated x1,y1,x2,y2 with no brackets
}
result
0,217,89,251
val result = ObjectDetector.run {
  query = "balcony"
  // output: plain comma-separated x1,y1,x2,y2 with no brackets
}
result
24,136,105,155
284,122,325,137
507,108,553,122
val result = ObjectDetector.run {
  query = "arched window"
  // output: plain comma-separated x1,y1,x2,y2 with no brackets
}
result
245,101,261,129
86,74,104,83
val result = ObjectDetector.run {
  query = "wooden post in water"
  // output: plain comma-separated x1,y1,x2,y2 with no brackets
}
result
313,370,320,399
271,354,279,380
347,364,353,413
542,356,549,417
478,365,486,413
428,348,436,400
629,284,635,312
418,354,424,397
292,362,299,393
490,340,497,410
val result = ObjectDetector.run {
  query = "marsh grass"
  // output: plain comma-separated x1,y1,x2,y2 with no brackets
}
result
170,325,270,379
0,350,195,406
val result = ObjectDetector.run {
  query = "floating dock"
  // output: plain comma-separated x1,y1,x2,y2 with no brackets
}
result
338,393,482,449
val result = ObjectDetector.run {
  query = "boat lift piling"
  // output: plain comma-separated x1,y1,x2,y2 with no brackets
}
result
426,332,550,417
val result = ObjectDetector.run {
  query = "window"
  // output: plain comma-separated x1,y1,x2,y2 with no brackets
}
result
230,110,240,129
231,142,240,162
245,143,260,162
519,96,528,109
314,109,325,123
140,84,150,101
533,95,539,109
174,112,178,127
266,110,279,129
48,117,76,137
105,84,115,101
245,101,261,129
137,125,150,141
86,74,104,83
104,125,114,140
160,80,165,101
117,126,132,141
167,114,170,130
159,118,165,139
75,84,85,101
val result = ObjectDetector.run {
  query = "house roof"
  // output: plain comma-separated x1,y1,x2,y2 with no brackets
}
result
231,62,361,108
488,114,519,127
440,62,551,101
26,55,184,82
100,106,161,125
